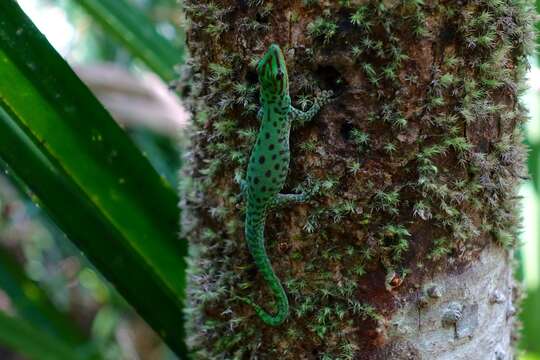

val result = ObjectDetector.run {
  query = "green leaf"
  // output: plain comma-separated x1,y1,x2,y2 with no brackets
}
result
0,1,188,357
526,139,539,193
0,310,92,360
0,246,89,347
75,0,184,82
523,354,540,360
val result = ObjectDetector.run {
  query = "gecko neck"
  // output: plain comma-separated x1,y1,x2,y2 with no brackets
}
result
260,92,291,115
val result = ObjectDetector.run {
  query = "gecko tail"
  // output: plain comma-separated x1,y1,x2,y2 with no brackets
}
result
237,292,289,326
242,220,290,326
235,259,289,326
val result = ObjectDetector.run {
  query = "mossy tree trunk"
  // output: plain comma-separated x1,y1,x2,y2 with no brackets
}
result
180,1,534,359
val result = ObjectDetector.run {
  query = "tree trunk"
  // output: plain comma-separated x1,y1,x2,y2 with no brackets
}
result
179,1,535,359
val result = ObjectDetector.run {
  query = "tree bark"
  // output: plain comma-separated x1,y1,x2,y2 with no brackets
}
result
179,1,535,359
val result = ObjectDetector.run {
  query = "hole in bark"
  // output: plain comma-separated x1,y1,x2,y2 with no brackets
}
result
246,70,258,85
340,121,354,141
256,12,269,24
477,138,491,153
440,23,457,43
238,0,250,9
315,65,345,94
244,261,258,279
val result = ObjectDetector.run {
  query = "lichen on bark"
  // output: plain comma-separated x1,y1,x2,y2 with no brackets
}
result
179,1,535,359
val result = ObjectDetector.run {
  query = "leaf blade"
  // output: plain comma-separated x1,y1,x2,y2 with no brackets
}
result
76,0,184,81
0,1,188,356
0,310,90,360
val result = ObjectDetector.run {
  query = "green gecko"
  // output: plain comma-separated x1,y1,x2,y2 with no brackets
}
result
239,44,331,326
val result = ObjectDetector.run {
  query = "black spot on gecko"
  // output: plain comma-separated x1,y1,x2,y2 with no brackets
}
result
265,132,270,139
269,144,275,150
273,121,278,127
274,164,280,170
261,186,267,192
254,177,260,184
272,154,277,160
259,156,266,164
265,170,272,177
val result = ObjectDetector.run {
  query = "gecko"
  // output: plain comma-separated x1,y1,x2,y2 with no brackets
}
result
239,44,332,326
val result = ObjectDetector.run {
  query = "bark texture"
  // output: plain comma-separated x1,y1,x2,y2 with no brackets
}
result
179,1,535,359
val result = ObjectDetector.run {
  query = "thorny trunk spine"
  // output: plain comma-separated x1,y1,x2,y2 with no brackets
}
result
179,1,535,359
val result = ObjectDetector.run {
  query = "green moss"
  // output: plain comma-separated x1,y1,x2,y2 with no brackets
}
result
307,17,338,44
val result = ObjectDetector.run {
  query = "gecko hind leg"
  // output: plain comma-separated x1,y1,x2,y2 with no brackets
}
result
271,193,307,208
237,179,248,200
240,179,248,192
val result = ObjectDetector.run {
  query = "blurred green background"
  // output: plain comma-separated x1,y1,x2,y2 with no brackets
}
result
0,0,538,359
0,0,185,359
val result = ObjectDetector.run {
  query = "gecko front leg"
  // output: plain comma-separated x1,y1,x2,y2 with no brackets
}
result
291,90,334,125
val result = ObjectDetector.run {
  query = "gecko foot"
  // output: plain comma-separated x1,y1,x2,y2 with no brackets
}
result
271,193,307,207
316,89,335,106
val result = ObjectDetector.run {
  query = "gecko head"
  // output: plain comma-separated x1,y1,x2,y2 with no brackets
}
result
257,44,289,97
